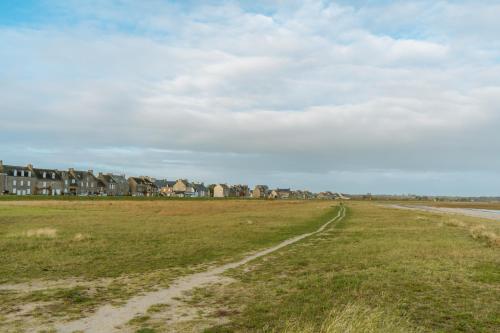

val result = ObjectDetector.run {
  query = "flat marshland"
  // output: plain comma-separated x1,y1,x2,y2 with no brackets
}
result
0,200,498,332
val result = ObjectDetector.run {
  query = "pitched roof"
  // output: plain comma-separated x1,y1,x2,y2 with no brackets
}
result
192,183,207,191
32,168,62,180
0,164,32,176
156,179,176,187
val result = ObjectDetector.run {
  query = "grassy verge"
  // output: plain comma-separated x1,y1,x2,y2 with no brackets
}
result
0,199,338,331
173,202,500,333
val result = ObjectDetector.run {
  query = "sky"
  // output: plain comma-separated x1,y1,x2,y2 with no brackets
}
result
1,0,500,196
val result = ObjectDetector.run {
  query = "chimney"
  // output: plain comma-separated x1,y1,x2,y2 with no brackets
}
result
98,172,103,178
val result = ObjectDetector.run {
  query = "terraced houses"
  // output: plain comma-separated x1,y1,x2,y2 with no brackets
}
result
1,160,332,199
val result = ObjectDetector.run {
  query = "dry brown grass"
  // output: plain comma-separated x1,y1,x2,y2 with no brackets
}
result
25,228,57,238
272,303,420,333
469,225,500,247
72,233,91,242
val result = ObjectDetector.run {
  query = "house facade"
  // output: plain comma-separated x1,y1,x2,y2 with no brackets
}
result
29,166,63,195
213,184,230,198
111,174,129,195
129,176,157,196
230,184,250,197
192,183,208,197
156,179,176,197
97,173,129,196
269,188,291,199
252,185,269,198
60,169,99,195
0,161,35,195
173,179,195,197
317,191,335,199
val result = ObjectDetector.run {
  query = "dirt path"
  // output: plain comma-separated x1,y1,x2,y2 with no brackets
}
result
386,204,500,221
55,206,346,333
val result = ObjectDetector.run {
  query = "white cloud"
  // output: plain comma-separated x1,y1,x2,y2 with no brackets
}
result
1,0,500,194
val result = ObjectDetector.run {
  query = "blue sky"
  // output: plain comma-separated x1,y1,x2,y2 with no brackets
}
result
1,0,500,195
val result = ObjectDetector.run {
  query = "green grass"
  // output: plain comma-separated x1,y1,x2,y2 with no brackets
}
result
2,200,498,332
194,202,499,332
0,200,339,331
0,200,336,282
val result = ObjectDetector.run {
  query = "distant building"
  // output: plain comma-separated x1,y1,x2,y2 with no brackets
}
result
29,165,63,195
98,173,130,196
213,184,230,198
173,179,195,197
252,185,269,198
128,176,157,196
230,184,250,197
110,174,130,196
192,183,209,197
269,188,291,199
0,160,34,195
156,179,176,197
60,169,99,195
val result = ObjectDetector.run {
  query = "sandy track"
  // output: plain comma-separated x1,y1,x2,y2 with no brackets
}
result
386,204,500,221
55,206,346,333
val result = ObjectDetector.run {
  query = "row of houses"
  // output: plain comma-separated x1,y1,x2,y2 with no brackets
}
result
0,160,344,199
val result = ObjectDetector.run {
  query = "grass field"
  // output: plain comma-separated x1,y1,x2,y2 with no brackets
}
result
0,200,499,332
0,199,337,331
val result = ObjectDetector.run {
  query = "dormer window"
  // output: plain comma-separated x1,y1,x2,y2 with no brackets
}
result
43,172,46,178
52,173,55,179
13,170,17,176
28,171,31,177
21,170,24,177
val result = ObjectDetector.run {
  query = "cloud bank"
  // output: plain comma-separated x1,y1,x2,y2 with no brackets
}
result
1,0,500,195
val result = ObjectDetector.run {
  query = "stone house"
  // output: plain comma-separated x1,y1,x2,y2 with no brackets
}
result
213,184,230,198
252,185,269,198
110,174,129,196
156,179,176,197
128,176,157,196
98,173,130,196
317,191,334,199
60,169,99,195
269,188,291,199
0,160,35,195
29,165,63,195
192,183,208,197
207,184,217,197
173,179,195,197
229,184,250,197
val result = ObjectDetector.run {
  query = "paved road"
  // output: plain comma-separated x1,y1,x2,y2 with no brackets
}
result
387,204,500,221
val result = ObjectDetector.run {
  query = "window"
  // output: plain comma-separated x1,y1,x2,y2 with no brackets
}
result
21,170,24,177
65,180,68,185
43,181,47,187
43,172,46,178
72,179,75,184
28,171,31,177
20,180,24,186
13,169,17,176
13,187,16,194
13,180,16,186
27,189,31,195
86,182,89,187
91,182,94,188
52,173,55,179
27,181,31,186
